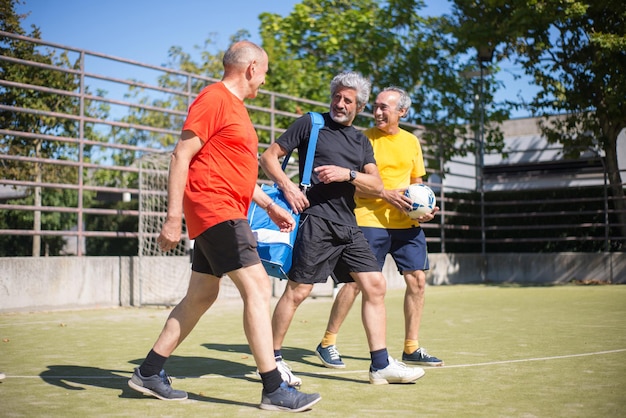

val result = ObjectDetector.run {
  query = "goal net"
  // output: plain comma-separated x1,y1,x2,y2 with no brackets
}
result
137,152,190,305
137,152,240,305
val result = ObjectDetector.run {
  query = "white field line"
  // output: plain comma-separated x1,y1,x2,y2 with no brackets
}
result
6,348,626,380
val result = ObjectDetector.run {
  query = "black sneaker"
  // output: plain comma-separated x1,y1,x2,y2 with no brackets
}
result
128,368,188,401
259,382,321,412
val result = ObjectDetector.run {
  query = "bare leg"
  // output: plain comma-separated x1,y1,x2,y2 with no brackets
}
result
271,280,313,351
227,264,276,373
325,282,360,334
352,271,387,352
403,270,426,342
152,270,220,356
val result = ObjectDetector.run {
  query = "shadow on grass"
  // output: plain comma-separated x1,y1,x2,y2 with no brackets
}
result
38,362,259,408
202,343,370,384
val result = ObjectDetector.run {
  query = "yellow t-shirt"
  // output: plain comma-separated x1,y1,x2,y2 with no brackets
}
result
355,127,426,229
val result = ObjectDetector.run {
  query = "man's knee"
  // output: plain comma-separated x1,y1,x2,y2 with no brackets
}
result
283,281,313,305
404,270,426,293
340,281,361,298
354,272,386,299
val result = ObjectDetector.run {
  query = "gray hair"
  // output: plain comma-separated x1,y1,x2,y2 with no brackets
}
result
223,41,265,70
382,86,412,111
330,71,371,108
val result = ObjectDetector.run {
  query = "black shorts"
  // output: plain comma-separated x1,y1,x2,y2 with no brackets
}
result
288,214,380,285
333,226,429,283
191,219,260,277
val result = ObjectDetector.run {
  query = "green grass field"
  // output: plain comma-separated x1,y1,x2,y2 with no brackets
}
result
1,284,625,417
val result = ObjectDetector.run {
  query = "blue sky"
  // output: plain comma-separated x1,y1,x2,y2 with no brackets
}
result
17,0,533,117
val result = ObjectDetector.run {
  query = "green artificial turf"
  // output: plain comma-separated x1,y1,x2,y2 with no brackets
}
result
1,284,625,417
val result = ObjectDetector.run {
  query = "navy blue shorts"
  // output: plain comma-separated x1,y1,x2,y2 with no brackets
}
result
333,226,429,283
192,219,260,277
288,214,380,285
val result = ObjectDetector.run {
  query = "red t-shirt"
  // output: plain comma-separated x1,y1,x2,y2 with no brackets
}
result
182,82,259,239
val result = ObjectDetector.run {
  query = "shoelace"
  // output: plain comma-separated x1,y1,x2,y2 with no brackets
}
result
327,346,342,361
418,348,435,360
158,370,172,385
277,360,293,371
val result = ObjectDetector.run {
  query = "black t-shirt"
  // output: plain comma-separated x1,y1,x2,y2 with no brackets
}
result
276,112,376,226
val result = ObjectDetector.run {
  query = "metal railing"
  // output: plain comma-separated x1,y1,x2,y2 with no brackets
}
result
1,31,623,256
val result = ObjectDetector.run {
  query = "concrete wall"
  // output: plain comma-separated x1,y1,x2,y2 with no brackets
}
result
0,253,624,313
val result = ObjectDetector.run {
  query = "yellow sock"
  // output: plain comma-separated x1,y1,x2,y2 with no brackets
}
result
404,339,419,355
321,331,338,348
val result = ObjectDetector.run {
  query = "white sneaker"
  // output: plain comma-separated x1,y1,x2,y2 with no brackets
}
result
255,358,303,387
369,356,425,385
0,372,5,380
277,359,302,387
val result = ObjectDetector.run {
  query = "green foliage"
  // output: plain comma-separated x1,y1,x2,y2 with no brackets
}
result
0,188,78,256
448,0,626,241
1,0,112,255
258,0,510,167
84,200,138,256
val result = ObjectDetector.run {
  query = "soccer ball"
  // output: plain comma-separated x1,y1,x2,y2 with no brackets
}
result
404,183,436,219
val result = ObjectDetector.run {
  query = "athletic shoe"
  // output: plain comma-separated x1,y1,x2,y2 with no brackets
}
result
369,356,425,385
259,381,321,412
128,368,188,401
315,343,346,369
402,347,444,367
0,371,5,380
276,359,303,387
255,358,303,387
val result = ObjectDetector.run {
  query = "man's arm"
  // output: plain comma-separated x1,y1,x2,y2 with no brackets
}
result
251,184,296,232
259,143,309,214
313,162,384,197
157,130,203,252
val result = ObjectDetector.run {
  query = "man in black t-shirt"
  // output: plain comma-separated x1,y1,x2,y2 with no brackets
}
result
259,71,425,386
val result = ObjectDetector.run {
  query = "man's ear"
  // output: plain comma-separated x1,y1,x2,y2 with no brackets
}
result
245,60,256,80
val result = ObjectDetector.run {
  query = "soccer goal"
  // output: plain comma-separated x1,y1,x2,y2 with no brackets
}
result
137,152,191,306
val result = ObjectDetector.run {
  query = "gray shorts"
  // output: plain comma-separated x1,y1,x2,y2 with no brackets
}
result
192,219,260,277
288,214,380,284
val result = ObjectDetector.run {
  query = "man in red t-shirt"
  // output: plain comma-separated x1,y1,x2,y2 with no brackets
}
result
127,41,321,413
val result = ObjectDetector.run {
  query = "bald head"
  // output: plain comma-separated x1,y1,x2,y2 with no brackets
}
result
223,41,267,72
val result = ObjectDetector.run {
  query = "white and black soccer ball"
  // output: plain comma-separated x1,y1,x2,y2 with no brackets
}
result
404,183,436,219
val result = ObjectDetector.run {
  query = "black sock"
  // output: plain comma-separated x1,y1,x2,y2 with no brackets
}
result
259,367,283,393
370,348,389,371
139,349,167,377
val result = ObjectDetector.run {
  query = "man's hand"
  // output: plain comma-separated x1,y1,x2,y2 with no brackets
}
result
282,182,310,215
416,206,440,223
383,188,411,211
157,217,182,252
314,165,350,184
267,204,296,232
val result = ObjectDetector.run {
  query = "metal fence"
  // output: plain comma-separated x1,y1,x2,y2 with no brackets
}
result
1,31,624,258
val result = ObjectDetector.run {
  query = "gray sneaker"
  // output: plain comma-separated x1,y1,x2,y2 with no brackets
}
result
369,357,425,385
128,368,188,401
260,382,321,412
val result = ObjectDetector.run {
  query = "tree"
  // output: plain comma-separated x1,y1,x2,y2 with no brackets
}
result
258,0,511,167
447,0,626,247
0,0,106,255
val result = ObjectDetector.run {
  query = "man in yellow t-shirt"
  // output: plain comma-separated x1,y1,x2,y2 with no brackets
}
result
315,87,444,369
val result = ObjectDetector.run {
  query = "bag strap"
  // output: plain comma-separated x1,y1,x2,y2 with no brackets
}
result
300,112,323,191
279,111,324,192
